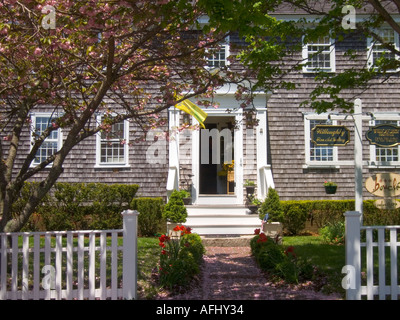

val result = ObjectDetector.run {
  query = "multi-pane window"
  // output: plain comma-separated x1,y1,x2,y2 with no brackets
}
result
206,38,229,69
31,115,61,165
368,28,398,69
303,36,335,72
371,120,399,163
96,117,129,167
309,119,334,162
207,45,228,68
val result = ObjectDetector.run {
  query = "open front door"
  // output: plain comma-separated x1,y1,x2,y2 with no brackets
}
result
199,116,235,195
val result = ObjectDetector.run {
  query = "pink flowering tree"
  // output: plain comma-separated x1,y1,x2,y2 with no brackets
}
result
0,0,250,232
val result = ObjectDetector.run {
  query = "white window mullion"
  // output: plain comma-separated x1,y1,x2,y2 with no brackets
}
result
30,113,62,167
96,115,129,168
303,36,335,73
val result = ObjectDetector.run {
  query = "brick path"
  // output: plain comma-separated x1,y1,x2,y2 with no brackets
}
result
156,246,342,300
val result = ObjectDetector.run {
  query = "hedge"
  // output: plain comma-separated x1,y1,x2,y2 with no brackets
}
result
278,200,400,235
131,197,165,237
21,182,140,231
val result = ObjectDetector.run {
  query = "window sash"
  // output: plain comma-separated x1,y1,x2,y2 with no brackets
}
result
309,119,334,162
97,118,129,166
368,28,399,69
303,36,335,72
370,119,400,164
32,115,61,165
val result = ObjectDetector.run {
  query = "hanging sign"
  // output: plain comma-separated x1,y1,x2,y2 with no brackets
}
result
374,198,400,210
311,125,350,146
365,173,400,197
366,124,400,147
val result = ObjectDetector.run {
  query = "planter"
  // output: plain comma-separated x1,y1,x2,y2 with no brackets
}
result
262,222,283,244
166,222,183,237
245,186,255,195
247,205,258,214
182,197,192,205
325,185,337,194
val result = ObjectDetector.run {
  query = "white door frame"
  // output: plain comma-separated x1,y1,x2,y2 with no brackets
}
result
192,108,244,205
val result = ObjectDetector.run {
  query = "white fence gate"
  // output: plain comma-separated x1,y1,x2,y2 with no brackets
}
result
345,211,400,300
0,210,138,300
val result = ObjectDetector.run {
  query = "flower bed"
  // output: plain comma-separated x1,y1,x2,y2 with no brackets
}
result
157,225,205,291
251,229,314,284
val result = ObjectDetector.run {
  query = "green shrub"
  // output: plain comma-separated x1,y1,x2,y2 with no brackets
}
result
250,233,313,284
31,182,139,231
131,197,165,237
319,221,345,245
259,187,283,222
281,205,307,235
162,190,187,223
180,233,205,264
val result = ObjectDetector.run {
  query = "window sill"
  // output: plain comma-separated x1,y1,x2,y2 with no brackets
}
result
94,164,131,170
303,164,341,169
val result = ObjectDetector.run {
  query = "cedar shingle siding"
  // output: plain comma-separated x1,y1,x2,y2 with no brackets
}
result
11,15,400,203
268,31,400,200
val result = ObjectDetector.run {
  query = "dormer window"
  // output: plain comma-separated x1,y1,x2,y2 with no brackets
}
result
367,28,399,71
206,37,230,69
302,36,336,73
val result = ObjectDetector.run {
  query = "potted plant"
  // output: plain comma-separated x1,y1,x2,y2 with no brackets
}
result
324,181,337,194
179,189,192,205
244,180,255,195
246,194,261,214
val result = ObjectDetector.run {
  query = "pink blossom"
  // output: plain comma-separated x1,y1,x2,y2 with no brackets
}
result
34,48,42,56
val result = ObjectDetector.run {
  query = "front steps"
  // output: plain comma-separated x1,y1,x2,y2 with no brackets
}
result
184,205,262,236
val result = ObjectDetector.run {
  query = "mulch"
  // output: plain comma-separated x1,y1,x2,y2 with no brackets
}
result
154,246,343,300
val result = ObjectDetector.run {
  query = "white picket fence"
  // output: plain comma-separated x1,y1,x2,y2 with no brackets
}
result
345,211,400,300
0,210,138,300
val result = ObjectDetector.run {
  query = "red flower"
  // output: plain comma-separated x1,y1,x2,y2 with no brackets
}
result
173,225,185,231
159,234,170,242
257,233,268,243
161,250,167,255
284,246,296,257
159,242,165,248
254,228,261,235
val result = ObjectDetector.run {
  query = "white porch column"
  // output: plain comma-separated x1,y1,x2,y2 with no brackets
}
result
167,108,180,196
256,105,273,200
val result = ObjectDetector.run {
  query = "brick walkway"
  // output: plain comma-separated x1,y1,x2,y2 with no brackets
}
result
156,245,342,300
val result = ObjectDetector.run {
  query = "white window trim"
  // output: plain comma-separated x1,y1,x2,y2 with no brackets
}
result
30,112,63,167
302,36,336,73
95,114,130,168
205,36,230,70
367,27,400,71
304,113,339,167
368,114,400,167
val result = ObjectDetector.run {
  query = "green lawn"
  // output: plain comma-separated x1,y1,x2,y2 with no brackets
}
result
137,237,160,299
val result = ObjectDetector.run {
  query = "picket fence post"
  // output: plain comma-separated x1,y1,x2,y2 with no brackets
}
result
344,211,362,300
122,209,139,300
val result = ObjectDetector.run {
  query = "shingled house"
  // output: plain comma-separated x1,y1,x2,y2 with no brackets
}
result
24,6,400,234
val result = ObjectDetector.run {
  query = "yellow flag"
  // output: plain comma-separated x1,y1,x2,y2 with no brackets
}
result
175,98,207,129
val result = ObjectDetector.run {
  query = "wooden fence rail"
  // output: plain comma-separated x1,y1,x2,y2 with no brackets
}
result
0,210,138,300
345,211,400,300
